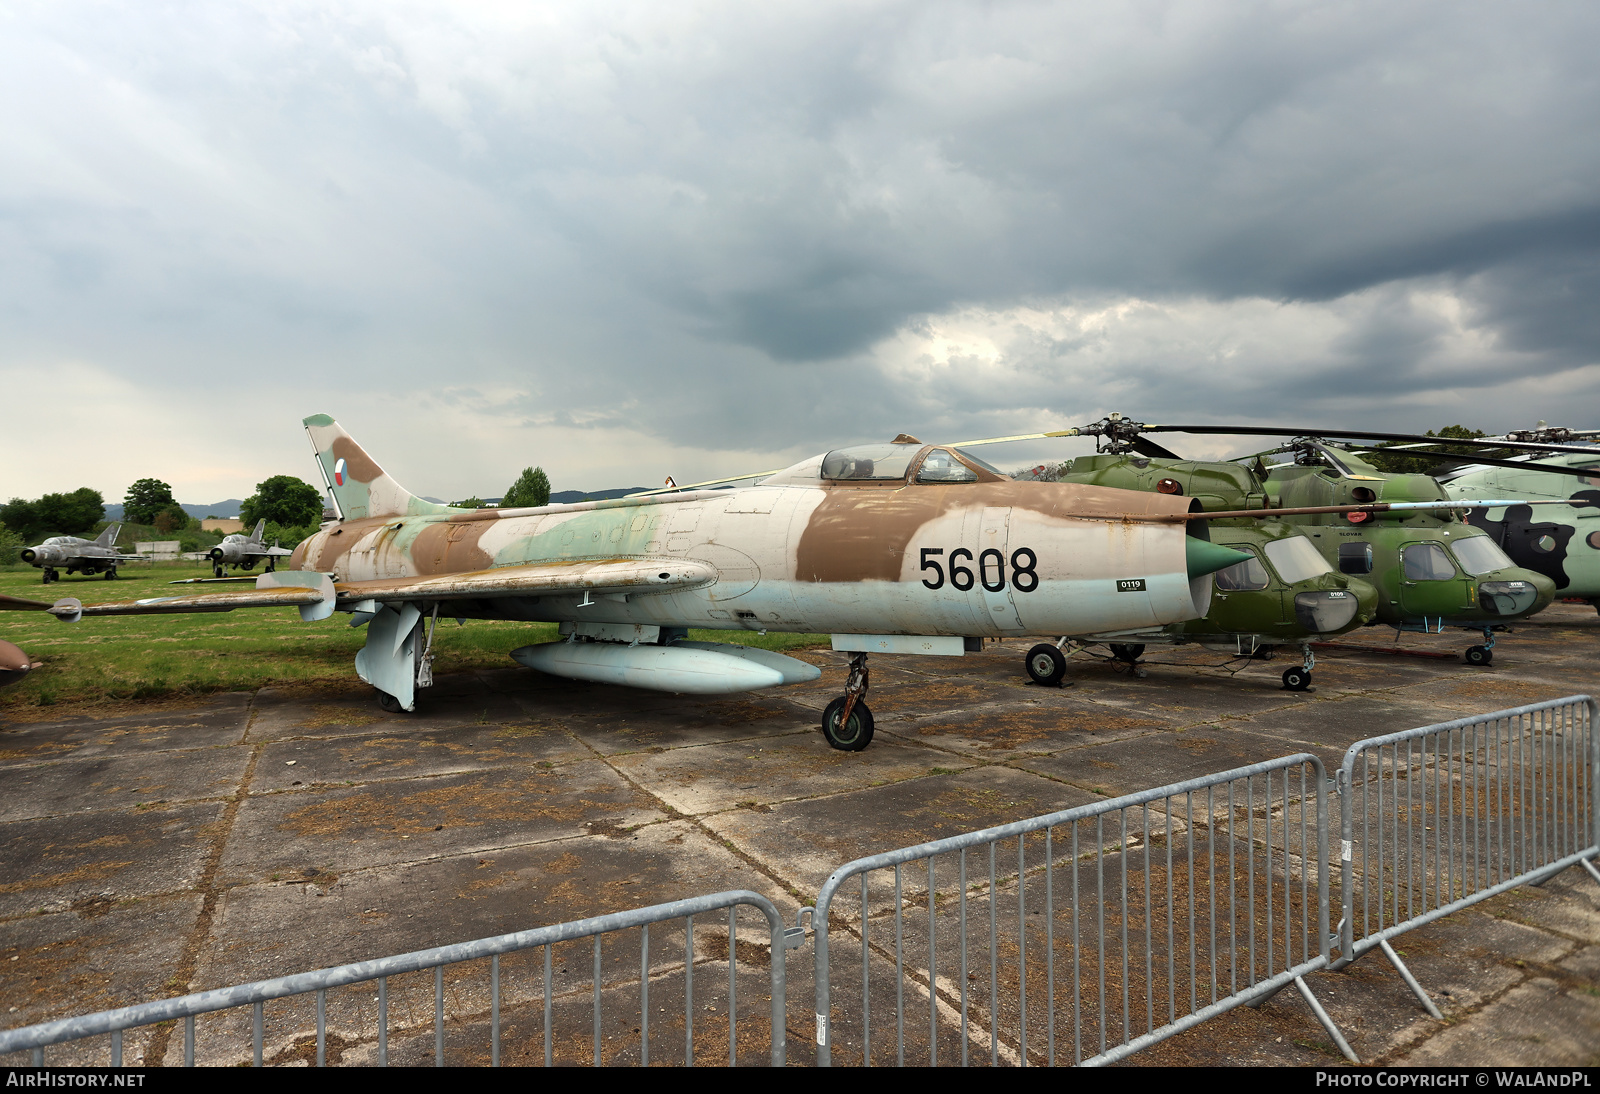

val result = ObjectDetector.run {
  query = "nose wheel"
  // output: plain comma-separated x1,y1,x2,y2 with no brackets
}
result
1464,626,1498,666
1281,645,1316,691
822,652,874,751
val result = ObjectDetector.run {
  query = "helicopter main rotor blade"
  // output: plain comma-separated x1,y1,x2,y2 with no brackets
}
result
1338,445,1600,481
1143,423,1600,455
1182,497,1590,522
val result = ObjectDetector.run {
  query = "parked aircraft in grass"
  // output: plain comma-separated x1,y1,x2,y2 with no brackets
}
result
18,525,138,584
4,416,1563,750
207,519,294,578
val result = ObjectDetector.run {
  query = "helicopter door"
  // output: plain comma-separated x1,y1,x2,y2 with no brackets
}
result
963,507,1025,633
1397,541,1467,618
1207,545,1274,635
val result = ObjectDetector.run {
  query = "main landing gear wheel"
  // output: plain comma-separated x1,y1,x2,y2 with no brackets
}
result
376,690,405,713
1282,666,1312,691
821,697,874,751
1108,643,1145,663
104,568,116,580
1025,643,1068,687
1464,645,1493,666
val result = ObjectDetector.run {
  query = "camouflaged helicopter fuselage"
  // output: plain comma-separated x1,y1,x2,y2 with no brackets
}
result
292,426,1211,640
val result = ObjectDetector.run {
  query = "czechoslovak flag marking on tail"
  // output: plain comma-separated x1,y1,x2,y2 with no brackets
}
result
334,458,347,486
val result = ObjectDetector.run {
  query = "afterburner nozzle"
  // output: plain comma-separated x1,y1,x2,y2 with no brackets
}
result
1186,538,1253,580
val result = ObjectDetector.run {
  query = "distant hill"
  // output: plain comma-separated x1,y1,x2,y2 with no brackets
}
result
550,488,648,503
105,500,245,521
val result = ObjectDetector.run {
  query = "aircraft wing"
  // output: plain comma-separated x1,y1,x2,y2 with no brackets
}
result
5,561,717,625
0,593,55,612
332,558,717,603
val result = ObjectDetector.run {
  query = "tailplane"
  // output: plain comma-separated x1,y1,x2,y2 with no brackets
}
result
302,415,466,521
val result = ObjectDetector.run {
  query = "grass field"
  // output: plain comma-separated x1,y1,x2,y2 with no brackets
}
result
0,561,828,714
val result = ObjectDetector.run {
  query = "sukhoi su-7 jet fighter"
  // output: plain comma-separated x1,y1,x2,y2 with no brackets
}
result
11,415,1523,750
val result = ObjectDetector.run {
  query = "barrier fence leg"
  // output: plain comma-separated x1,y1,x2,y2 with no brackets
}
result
1582,857,1600,887
1378,939,1443,1020
1293,976,1359,1065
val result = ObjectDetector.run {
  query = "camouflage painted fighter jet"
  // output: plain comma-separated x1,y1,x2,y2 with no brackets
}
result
19,525,138,584
12,415,1265,749
13,416,1535,750
207,519,294,578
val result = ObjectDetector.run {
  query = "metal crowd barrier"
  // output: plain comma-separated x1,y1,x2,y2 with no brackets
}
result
9,697,1600,1068
1335,695,1600,1014
810,754,1355,1066
0,890,793,1068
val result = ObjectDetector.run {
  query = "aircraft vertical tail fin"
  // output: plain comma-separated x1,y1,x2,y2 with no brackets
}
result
93,524,121,548
302,415,465,521
250,519,266,542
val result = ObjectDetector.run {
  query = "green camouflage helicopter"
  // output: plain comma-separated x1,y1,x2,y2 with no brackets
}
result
965,416,1563,673
1023,450,1382,691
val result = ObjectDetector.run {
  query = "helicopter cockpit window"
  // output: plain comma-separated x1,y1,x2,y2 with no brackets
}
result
1450,536,1514,576
1402,542,1458,581
916,448,978,483
820,444,922,482
1338,542,1374,575
1213,547,1270,591
1263,536,1334,584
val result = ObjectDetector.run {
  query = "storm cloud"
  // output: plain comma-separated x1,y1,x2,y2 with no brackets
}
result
2,0,1597,499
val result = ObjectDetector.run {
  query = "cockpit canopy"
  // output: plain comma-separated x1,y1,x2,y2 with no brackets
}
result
816,443,1005,484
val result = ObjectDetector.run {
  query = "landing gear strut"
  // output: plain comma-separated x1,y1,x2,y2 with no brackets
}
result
1465,627,1496,667
1108,642,1147,678
1282,644,1315,691
822,652,874,751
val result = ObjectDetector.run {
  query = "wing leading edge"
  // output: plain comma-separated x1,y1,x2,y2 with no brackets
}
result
5,560,718,624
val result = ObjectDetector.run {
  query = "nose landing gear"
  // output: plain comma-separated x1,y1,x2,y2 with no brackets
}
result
1281,644,1315,691
822,652,874,751
1464,627,1497,667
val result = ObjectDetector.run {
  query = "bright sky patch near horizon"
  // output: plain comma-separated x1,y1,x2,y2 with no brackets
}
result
2,0,1597,503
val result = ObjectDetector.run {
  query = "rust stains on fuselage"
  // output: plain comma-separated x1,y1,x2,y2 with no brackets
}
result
291,515,393,574
794,479,1188,584
411,520,495,575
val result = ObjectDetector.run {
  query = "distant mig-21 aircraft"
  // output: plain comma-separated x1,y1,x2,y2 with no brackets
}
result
5,416,1563,751
207,519,294,578
18,524,138,583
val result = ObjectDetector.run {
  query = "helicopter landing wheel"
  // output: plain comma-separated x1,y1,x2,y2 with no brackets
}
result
821,697,874,751
376,690,406,714
1025,643,1069,687
1282,666,1312,691
1464,644,1493,667
1108,643,1145,664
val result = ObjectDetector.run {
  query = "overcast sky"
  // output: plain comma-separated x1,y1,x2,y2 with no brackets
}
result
3,0,1597,504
